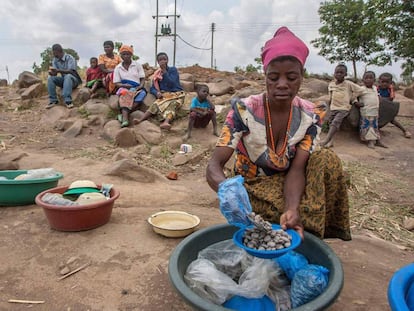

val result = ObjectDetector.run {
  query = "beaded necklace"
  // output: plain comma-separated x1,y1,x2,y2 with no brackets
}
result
265,95,292,157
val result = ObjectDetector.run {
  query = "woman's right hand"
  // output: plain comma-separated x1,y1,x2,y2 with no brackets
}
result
156,92,163,99
280,209,304,240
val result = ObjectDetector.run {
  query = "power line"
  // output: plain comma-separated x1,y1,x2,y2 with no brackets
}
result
176,34,211,50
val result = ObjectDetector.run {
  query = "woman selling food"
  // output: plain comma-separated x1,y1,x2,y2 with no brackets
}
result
206,27,351,241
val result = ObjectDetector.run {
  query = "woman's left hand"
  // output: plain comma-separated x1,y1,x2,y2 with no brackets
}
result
280,209,304,240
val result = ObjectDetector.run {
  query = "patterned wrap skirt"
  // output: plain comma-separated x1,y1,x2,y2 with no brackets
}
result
244,148,351,241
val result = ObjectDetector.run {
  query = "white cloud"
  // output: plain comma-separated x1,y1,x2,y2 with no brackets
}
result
0,0,404,82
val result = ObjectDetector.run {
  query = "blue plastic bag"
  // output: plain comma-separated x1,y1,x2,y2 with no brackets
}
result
218,175,252,228
290,264,330,308
275,251,309,281
223,295,275,311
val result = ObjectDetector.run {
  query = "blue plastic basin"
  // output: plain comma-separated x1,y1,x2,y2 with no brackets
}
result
388,263,414,311
169,223,344,311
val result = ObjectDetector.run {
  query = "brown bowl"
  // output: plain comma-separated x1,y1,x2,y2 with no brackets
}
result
35,185,120,232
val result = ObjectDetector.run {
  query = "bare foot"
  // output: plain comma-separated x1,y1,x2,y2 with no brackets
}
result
404,131,411,139
324,140,334,148
160,122,172,130
213,130,219,137
367,141,375,149
182,133,190,141
133,118,141,125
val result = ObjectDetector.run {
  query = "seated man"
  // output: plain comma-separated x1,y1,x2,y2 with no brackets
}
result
47,44,82,109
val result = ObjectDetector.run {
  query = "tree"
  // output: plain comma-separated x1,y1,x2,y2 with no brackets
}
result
311,0,386,79
367,0,414,82
33,47,80,75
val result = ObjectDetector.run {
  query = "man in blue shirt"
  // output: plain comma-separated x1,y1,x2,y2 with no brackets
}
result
47,44,82,109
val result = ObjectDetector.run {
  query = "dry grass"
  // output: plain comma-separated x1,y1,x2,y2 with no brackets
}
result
345,160,414,249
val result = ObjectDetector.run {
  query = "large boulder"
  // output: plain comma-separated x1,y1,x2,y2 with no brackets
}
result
403,85,414,99
21,83,45,99
18,71,42,89
0,79,7,87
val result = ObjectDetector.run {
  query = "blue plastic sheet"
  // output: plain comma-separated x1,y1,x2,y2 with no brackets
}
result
275,251,309,280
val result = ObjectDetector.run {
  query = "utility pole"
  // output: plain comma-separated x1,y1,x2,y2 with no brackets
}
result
211,23,215,69
152,0,180,66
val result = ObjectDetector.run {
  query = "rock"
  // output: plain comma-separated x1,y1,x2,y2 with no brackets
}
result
180,73,194,82
403,218,414,231
0,79,8,87
60,266,71,275
112,150,132,161
133,121,162,145
102,120,121,141
20,83,45,100
403,85,414,99
166,171,178,180
115,128,138,147
76,87,91,105
87,115,105,127
207,81,235,96
134,144,150,154
104,159,166,183
17,71,42,88
0,152,29,170
63,120,84,138
108,95,119,110
55,120,74,131
233,86,262,99
181,80,194,92
172,149,205,166
41,105,71,124
83,101,111,116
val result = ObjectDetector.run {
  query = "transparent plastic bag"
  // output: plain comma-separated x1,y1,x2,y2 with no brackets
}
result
198,240,247,280
185,244,283,305
290,264,329,308
23,168,57,180
218,175,252,227
42,193,79,206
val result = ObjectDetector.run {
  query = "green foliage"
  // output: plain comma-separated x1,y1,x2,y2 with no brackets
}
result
32,47,80,75
312,0,386,80
115,41,140,61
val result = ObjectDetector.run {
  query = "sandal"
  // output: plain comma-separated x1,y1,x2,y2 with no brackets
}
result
117,114,123,123
121,120,129,128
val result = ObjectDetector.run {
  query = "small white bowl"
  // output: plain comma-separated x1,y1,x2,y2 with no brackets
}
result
148,211,200,238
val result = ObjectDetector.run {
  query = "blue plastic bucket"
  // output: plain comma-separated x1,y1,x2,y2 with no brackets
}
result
388,263,414,311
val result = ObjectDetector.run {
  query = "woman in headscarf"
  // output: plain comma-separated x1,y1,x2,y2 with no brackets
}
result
133,52,185,130
98,40,122,96
206,27,351,241
113,45,147,128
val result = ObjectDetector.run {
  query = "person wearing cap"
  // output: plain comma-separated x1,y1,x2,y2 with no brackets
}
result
206,27,351,241
98,40,122,96
113,44,147,128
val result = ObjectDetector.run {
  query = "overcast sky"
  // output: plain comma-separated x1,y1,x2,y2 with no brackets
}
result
0,0,403,82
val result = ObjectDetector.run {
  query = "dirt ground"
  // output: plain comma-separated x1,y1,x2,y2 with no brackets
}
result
0,85,413,311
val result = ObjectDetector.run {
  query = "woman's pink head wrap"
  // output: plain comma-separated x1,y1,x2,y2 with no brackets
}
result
261,27,309,71
119,45,134,55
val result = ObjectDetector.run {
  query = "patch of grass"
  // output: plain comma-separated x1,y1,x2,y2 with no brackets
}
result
78,106,90,119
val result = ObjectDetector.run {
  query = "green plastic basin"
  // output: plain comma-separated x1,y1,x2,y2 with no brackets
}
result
169,223,344,311
0,170,64,206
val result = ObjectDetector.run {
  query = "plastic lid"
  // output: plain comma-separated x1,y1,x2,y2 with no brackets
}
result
63,187,101,195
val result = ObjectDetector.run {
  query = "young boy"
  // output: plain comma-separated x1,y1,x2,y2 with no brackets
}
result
358,71,387,148
185,84,218,140
321,64,366,147
377,72,411,138
86,57,104,98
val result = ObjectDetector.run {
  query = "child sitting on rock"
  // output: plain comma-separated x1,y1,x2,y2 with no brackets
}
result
185,84,218,140
86,57,104,98
377,72,411,138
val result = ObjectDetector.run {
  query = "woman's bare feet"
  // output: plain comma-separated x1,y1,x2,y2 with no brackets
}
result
375,140,388,148
367,141,375,149
160,122,172,130
404,131,412,139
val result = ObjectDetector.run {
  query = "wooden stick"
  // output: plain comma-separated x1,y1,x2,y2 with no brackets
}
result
58,262,90,281
8,299,45,304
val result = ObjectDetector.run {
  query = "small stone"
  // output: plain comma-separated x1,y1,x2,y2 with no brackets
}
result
60,266,70,275
403,218,414,231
